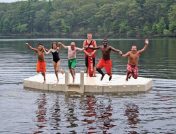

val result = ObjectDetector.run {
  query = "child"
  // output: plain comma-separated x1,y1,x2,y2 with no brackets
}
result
82,33,97,77
87,39,122,81
44,42,63,82
26,43,46,82
121,39,149,81
58,42,83,83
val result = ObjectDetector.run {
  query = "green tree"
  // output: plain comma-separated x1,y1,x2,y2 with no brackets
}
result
156,17,166,34
168,4,176,33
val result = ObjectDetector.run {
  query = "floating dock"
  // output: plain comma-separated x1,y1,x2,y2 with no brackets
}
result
23,71,152,93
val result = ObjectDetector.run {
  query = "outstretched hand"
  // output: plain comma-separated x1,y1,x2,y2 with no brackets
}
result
58,42,62,45
26,43,31,48
58,42,64,48
119,51,123,55
145,39,149,45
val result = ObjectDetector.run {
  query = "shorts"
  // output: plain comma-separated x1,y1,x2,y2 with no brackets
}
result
68,58,76,69
96,59,112,75
36,61,46,73
127,64,138,78
85,56,95,67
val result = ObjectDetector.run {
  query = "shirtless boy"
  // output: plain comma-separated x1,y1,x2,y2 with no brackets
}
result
121,39,149,81
59,42,83,83
87,39,122,81
26,43,46,82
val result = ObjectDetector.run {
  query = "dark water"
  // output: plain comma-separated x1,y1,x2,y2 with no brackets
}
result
0,38,176,134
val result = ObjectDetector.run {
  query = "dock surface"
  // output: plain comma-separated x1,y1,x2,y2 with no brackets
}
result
23,72,152,93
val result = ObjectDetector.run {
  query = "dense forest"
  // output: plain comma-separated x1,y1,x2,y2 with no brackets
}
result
0,0,176,38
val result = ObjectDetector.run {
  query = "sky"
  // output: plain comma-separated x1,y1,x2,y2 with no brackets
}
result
0,0,22,3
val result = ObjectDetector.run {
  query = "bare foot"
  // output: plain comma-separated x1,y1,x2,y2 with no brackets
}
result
126,77,128,81
60,69,64,74
73,77,75,83
109,76,112,81
101,74,105,81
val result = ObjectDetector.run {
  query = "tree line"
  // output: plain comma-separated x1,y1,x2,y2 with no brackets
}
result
0,0,176,38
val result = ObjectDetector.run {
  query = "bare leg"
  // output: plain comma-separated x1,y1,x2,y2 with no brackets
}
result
58,61,64,74
53,62,59,82
96,68,105,81
69,68,75,83
109,74,112,81
93,67,96,77
85,67,88,73
55,70,59,82
126,71,131,81
60,68,64,74
86,67,88,77
73,69,75,83
56,61,60,81
86,57,88,76
42,72,46,83
132,72,138,79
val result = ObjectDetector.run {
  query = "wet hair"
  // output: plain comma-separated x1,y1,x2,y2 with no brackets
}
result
51,42,58,49
132,45,137,47
38,42,43,46
131,42,137,46
102,38,108,45
87,33,92,35
71,42,76,46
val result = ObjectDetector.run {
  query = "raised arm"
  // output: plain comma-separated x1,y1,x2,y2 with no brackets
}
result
56,43,61,50
56,46,60,50
138,39,149,54
110,46,122,55
58,42,68,49
26,43,37,52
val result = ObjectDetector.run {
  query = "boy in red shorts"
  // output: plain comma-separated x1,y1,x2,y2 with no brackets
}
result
26,43,46,82
87,39,122,81
121,39,149,81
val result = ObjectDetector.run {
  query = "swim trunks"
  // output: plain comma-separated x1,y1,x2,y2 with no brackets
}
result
127,64,138,78
68,58,76,69
96,59,112,75
36,61,46,73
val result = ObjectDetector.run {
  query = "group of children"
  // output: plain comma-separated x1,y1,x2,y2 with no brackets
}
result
27,33,149,83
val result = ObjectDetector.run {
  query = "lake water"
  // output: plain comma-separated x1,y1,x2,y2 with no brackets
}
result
0,38,176,134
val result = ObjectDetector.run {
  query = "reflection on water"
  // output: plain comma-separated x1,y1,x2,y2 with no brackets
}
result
50,96,61,131
65,95,78,132
0,39,176,133
34,94,47,134
125,103,139,133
